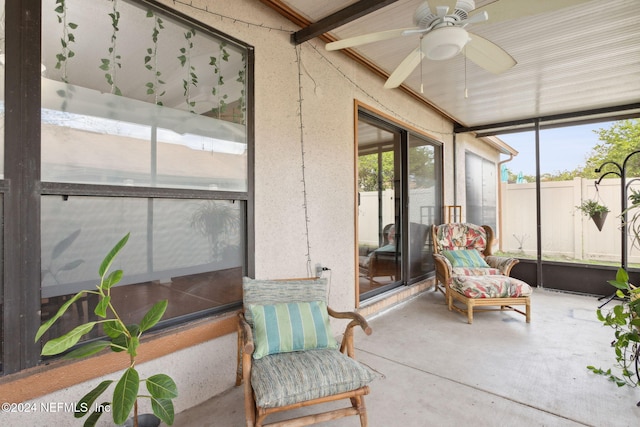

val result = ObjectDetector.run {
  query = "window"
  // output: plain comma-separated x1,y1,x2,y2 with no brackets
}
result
499,123,624,266
357,106,442,301
1,0,253,375
465,151,497,231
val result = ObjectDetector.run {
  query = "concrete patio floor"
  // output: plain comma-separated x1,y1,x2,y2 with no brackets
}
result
174,288,640,427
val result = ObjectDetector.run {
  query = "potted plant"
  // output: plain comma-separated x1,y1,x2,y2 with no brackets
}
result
587,267,640,405
576,199,610,231
35,233,178,427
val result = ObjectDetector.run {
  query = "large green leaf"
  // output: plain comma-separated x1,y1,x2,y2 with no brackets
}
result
112,367,139,425
75,380,113,418
102,269,123,291
103,319,125,339
94,295,111,318
111,324,140,352
110,333,128,352
98,233,130,278
126,324,140,337
64,340,110,359
82,408,106,427
608,268,631,290
616,267,629,283
139,300,168,333
609,279,630,291
151,397,175,425
35,291,87,341
146,374,178,399
41,322,97,356
127,336,140,358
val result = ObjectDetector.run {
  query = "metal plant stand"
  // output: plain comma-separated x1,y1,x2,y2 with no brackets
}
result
595,150,640,307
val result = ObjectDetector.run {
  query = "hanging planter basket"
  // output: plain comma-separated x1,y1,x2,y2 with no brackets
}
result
577,199,609,232
591,211,608,231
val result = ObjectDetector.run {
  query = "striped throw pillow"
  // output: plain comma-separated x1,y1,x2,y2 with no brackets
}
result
249,301,338,359
442,249,490,268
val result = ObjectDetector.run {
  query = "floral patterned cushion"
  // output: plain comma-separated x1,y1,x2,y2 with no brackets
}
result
435,223,487,253
451,275,533,298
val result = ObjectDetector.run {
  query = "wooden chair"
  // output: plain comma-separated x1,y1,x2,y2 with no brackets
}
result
358,223,397,284
431,223,532,324
236,277,375,427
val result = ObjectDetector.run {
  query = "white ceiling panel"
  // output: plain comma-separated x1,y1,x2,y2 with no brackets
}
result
264,0,640,130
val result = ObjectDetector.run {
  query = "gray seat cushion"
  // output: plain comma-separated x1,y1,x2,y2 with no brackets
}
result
251,349,375,408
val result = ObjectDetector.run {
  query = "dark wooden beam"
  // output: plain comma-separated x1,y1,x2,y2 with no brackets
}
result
4,0,42,374
291,0,399,45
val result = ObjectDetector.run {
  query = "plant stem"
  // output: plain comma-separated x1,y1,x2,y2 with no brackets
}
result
134,399,138,427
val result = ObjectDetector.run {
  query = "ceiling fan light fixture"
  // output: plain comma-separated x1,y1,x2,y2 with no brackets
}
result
423,27,470,60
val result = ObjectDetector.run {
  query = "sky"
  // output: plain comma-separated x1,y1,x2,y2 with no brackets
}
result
498,121,614,177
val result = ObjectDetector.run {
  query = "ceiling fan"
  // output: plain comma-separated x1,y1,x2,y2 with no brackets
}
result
325,0,588,89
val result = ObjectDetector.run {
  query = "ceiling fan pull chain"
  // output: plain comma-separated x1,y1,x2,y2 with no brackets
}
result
464,46,468,98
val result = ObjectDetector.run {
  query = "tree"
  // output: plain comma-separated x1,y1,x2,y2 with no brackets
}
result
358,151,394,191
408,145,436,188
584,119,640,178
358,145,436,191
504,119,640,182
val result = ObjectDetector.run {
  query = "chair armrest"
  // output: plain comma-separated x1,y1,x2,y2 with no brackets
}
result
432,253,452,283
328,307,372,335
327,307,371,358
236,312,254,387
238,312,255,354
485,256,519,276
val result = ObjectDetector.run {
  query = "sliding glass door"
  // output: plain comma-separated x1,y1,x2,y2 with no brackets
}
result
356,108,442,302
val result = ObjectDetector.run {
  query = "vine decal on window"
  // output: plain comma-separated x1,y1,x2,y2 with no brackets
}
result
145,9,165,105
99,0,122,95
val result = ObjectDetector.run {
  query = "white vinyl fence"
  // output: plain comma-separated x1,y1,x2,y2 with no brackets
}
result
501,177,640,264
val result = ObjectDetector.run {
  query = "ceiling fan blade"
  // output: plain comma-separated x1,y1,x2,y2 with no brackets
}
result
384,46,424,89
326,27,418,51
476,0,591,24
435,6,450,17
461,10,488,26
463,33,516,74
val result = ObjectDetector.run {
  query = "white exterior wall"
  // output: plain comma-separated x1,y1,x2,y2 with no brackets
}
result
2,1,491,425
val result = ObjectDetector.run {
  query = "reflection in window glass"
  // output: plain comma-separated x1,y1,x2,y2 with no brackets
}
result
40,196,243,344
41,0,247,190
465,151,496,231
38,0,250,351
408,135,439,279
357,119,400,297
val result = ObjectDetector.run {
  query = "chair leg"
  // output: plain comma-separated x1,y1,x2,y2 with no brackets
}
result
526,301,531,323
467,302,473,324
352,395,368,427
236,332,243,386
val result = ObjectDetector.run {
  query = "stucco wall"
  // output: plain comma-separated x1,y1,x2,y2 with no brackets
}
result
2,1,469,425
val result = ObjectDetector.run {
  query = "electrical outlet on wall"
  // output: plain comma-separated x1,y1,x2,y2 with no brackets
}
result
315,263,323,277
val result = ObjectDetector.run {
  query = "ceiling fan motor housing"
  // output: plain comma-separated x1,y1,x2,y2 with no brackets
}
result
423,26,470,60
415,1,476,28
454,0,476,16
414,2,436,27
